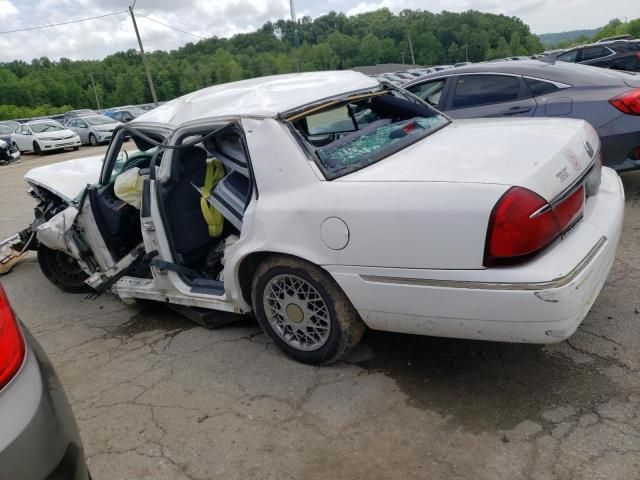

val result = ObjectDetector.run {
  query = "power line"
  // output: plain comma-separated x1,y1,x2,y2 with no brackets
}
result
0,11,128,35
136,13,206,40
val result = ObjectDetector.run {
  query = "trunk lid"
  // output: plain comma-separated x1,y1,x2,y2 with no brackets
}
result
338,117,599,202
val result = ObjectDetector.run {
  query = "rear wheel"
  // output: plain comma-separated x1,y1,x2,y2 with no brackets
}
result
37,244,91,293
251,256,365,364
33,141,43,155
89,134,98,146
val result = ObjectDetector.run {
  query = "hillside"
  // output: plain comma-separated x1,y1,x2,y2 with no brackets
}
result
0,8,545,120
538,28,600,46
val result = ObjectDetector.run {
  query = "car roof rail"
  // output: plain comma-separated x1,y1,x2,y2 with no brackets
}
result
596,34,633,43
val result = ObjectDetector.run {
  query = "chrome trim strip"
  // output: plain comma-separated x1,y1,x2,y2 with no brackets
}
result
360,236,607,291
521,75,572,89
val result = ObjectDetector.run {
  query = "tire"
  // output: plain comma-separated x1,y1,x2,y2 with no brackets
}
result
89,134,98,146
251,255,365,365
12,142,20,154
73,146,79,151
33,141,43,155
37,244,91,293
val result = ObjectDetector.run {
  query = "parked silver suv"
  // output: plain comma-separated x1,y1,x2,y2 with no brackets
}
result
0,283,89,480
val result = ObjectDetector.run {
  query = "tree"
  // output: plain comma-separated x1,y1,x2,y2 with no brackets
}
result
360,33,382,64
1,8,622,120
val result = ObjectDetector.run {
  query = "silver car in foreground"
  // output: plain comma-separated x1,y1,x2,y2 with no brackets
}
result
66,114,121,146
0,284,89,480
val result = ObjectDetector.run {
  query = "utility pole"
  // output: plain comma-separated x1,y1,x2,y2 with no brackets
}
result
129,3,158,105
289,0,300,72
464,44,469,62
89,73,101,110
407,29,416,66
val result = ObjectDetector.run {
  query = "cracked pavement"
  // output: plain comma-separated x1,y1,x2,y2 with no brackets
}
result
1,150,639,479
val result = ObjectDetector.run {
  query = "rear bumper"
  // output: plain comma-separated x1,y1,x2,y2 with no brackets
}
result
327,168,625,343
599,119,640,172
0,329,89,480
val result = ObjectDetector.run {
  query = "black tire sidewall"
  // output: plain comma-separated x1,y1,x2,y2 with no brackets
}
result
89,134,97,146
253,264,343,364
37,244,91,293
33,141,42,154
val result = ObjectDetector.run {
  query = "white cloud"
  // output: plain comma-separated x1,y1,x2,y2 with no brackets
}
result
0,0,638,62
0,0,18,18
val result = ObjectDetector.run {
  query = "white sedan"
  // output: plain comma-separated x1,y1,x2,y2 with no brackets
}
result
12,120,81,154
24,71,624,364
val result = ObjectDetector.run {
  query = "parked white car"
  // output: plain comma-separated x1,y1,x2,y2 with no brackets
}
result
12,120,81,154
20,71,624,364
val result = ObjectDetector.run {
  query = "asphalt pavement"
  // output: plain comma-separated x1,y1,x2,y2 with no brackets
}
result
1,148,639,479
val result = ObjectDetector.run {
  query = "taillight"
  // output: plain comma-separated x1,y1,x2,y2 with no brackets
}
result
485,186,585,267
0,284,25,390
609,88,640,115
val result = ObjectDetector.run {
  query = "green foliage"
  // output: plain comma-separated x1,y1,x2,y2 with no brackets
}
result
548,17,639,50
0,8,547,120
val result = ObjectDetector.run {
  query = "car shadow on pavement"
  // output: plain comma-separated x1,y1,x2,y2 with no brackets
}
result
352,329,619,434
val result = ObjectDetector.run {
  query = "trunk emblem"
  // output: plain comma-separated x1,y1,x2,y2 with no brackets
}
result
584,141,594,158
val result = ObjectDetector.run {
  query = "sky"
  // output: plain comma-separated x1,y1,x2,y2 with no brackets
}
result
0,0,637,62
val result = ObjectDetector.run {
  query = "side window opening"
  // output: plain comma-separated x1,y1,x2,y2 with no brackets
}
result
524,78,561,97
451,75,521,109
291,90,449,179
556,50,579,63
406,79,447,107
581,46,611,61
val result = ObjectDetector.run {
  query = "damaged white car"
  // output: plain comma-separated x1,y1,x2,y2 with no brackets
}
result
15,71,624,364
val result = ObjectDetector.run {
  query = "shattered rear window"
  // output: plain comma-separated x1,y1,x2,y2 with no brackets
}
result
317,117,444,173
292,90,449,179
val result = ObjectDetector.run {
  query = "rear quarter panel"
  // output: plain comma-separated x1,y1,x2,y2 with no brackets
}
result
228,118,506,281
533,86,626,128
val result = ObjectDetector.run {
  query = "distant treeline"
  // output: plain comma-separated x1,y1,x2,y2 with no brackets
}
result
548,18,640,49
0,8,546,120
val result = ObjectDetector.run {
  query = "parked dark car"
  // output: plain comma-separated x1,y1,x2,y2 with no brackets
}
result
103,106,146,123
403,60,640,172
0,125,20,164
552,39,640,72
0,283,89,480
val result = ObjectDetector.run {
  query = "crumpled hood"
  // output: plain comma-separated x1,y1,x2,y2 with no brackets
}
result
24,154,104,202
339,117,599,202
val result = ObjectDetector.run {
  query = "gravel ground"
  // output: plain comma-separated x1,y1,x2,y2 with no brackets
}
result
1,148,639,480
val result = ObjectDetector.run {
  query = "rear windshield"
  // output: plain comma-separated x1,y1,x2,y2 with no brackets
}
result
291,90,449,179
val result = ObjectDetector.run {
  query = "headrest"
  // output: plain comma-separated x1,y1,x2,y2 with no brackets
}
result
176,146,207,172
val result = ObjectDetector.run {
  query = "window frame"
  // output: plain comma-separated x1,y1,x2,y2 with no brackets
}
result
287,89,452,181
578,45,616,63
405,77,451,109
445,73,529,110
556,49,580,63
523,76,570,97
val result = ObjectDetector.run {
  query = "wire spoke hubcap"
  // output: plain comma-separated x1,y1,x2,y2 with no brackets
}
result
263,274,331,351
